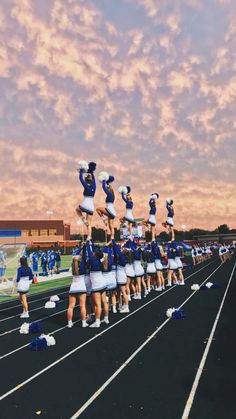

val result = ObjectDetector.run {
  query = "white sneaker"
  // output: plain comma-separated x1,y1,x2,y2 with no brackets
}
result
133,294,138,299
120,307,130,313
89,321,100,328
162,285,165,290
112,307,117,313
68,320,73,328
156,286,162,291
103,317,109,324
20,311,29,318
179,281,185,285
137,294,142,300
166,283,172,287
82,321,89,328
128,295,131,301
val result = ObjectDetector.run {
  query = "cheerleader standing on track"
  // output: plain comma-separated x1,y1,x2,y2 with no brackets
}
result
172,242,185,285
151,241,165,291
119,186,134,235
16,256,33,318
166,242,177,287
144,193,159,240
76,161,96,240
112,239,130,313
67,245,88,328
162,198,175,241
102,244,117,313
129,239,147,299
97,172,116,239
144,244,157,293
86,240,109,328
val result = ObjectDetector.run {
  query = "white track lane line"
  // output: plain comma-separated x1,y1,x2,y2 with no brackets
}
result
0,290,68,313
70,261,225,418
0,261,222,402
181,260,236,419
0,261,214,359
0,259,215,338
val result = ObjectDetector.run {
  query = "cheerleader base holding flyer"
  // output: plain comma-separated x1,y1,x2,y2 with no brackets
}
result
97,171,116,239
162,198,175,241
143,193,159,241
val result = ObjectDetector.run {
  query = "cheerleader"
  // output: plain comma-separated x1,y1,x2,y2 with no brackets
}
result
166,243,177,287
172,242,185,285
144,244,157,292
67,245,88,328
119,186,134,235
191,246,197,265
86,240,109,328
16,256,33,318
144,193,159,240
129,239,147,299
151,241,165,290
162,198,175,241
97,172,116,239
112,239,129,313
76,161,96,240
102,244,117,313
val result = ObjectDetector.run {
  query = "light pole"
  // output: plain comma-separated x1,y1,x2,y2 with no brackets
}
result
46,210,53,220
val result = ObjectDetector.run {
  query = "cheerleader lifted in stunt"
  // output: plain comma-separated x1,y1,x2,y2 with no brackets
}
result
162,198,175,241
143,193,159,241
76,160,96,240
97,172,116,239
119,185,134,235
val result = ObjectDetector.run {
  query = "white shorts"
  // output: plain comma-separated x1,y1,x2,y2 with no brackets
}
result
69,275,87,294
175,257,183,269
134,260,144,277
79,196,94,215
117,266,127,284
146,262,156,274
167,217,174,226
125,263,135,278
90,271,106,292
124,209,134,222
106,203,116,219
103,271,117,290
155,259,163,271
148,214,156,225
168,259,177,270
17,277,30,293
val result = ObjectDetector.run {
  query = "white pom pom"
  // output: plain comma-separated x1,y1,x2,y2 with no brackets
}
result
77,160,89,172
166,197,171,204
45,301,56,309
50,295,60,302
98,171,109,182
118,186,128,194
19,323,29,334
40,334,56,346
206,282,213,288
166,308,175,318
191,284,200,291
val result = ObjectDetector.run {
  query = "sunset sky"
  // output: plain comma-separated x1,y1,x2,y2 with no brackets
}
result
0,0,235,232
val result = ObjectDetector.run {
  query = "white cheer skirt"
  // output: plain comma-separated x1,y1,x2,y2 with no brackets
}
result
124,209,134,222
175,257,183,269
17,277,30,293
155,259,163,271
168,258,177,270
69,275,87,294
80,196,94,215
166,217,174,226
148,214,156,225
146,262,156,274
103,271,117,290
117,266,127,284
90,271,107,292
125,263,135,278
134,260,144,277
106,203,116,218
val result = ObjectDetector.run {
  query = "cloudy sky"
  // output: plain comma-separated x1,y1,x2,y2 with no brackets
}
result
0,0,235,232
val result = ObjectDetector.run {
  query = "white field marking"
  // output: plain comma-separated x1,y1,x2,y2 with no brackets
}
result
69,262,224,418
0,290,68,313
0,261,221,402
181,260,236,419
0,259,215,338
0,260,214,360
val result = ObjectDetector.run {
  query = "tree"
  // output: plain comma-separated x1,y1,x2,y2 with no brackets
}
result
217,224,230,234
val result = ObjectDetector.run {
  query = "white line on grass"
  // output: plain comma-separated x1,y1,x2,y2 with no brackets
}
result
181,260,236,419
0,260,222,402
69,261,225,418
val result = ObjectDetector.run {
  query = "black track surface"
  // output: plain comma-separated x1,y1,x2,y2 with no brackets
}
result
0,255,235,419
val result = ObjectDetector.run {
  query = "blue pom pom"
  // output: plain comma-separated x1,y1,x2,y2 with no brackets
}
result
88,162,96,173
172,308,185,319
28,337,47,351
108,175,114,183
126,186,131,193
29,322,43,334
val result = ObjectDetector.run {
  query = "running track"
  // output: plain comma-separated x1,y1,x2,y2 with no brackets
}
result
0,254,235,419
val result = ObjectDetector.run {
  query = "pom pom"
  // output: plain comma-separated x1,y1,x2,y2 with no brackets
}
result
205,282,213,288
98,171,109,182
191,284,200,291
50,295,60,302
19,323,29,334
108,175,114,183
166,308,175,318
166,307,185,319
45,301,56,309
88,162,96,173
126,186,131,193
28,336,48,351
152,193,159,200
118,186,128,194
29,322,43,334
166,197,171,204
77,160,88,172
40,334,56,346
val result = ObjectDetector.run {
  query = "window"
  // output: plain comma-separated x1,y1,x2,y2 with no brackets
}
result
40,229,48,236
30,229,39,236
49,229,57,236
21,230,30,237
